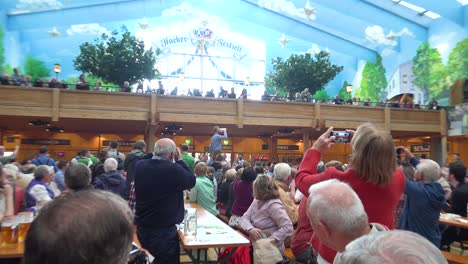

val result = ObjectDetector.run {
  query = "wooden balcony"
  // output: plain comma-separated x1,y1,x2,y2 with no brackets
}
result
0,85,445,137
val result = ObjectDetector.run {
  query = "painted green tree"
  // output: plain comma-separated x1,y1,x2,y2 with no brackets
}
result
0,25,4,73
338,81,352,101
24,55,51,80
412,42,448,100
358,54,387,102
265,51,343,95
447,38,468,83
74,26,160,86
313,89,330,101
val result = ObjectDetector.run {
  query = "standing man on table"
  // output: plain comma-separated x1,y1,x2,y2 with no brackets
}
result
209,126,228,161
134,138,195,264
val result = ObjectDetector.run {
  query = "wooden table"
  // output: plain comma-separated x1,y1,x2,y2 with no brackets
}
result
440,215,468,229
178,201,251,263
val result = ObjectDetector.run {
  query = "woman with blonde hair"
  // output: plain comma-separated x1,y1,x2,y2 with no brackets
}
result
240,175,293,253
295,123,405,263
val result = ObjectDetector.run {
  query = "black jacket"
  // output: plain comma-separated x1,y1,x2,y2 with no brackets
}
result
134,157,195,228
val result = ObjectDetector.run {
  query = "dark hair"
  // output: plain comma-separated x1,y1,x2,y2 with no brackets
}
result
57,160,68,170
211,161,222,171
181,144,189,152
110,141,118,149
254,166,264,176
65,164,91,191
133,140,146,151
449,163,467,183
241,166,256,182
39,146,48,154
24,190,133,264
97,149,108,160
78,150,88,156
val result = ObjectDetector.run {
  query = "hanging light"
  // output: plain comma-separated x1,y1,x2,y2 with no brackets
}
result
45,126,64,133
27,119,51,127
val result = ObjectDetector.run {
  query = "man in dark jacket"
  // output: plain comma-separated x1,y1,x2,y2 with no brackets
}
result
123,140,146,198
93,158,126,199
134,138,195,264
399,158,445,247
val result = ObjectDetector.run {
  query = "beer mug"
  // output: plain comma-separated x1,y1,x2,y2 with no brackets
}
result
1,217,18,247
18,212,34,243
184,208,197,237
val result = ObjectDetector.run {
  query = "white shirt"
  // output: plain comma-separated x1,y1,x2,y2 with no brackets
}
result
29,184,52,204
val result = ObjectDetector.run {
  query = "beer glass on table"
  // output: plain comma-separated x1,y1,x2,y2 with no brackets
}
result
1,217,18,248
18,212,34,243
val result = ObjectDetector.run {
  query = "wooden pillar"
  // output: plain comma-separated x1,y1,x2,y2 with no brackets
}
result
51,88,60,122
384,107,391,132
303,131,310,151
270,137,278,163
440,109,448,165
144,123,156,153
430,137,443,165
237,99,244,128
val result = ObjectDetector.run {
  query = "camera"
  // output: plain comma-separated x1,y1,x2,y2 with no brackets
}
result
330,131,351,143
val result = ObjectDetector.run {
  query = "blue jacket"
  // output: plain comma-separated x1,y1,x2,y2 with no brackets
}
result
209,131,228,153
400,179,445,247
94,170,126,199
32,155,58,172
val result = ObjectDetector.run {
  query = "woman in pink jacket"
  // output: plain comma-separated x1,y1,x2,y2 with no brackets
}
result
240,175,293,253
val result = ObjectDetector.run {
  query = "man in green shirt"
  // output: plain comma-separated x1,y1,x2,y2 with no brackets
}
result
180,144,195,173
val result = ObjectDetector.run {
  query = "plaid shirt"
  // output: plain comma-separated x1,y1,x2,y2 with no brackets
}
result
128,180,136,214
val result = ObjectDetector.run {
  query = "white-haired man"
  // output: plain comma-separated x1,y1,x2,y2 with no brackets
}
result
307,179,387,264
399,158,445,247
273,163,298,224
134,138,195,264
334,230,447,264
93,158,126,199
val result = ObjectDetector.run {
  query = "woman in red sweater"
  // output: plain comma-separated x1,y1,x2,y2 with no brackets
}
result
296,123,405,263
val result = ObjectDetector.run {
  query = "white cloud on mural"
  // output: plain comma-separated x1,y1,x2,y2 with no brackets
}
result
365,25,414,47
15,0,63,11
257,0,313,20
66,24,110,36
456,0,468,6
428,32,457,45
381,48,396,57
306,44,321,54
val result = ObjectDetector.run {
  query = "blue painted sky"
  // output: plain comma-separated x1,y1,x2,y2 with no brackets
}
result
0,0,467,97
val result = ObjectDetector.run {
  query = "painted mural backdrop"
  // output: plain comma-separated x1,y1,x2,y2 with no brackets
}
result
0,0,466,103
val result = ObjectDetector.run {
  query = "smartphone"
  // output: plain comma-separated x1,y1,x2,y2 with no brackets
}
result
330,131,351,143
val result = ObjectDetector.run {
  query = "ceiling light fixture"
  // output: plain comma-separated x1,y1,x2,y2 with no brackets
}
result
27,119,51,127
164,124,183,131
277,128,295,134
45,126,64,133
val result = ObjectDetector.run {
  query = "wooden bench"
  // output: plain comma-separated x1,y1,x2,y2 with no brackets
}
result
442,251,468,264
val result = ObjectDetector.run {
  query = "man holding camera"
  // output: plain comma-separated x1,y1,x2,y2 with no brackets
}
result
209,126,228,161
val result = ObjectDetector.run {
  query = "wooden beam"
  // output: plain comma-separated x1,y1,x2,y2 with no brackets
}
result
151,94,158,125
51,88,60,122
440,109,447,136
303,130,310,150
144,123,158,153
270,137,278,163
314,103,321,129
237,99,244,128
384,107,391,132
441,136,448,165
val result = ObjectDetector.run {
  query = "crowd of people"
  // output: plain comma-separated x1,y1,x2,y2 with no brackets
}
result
0,123,466,263
1,70,442,110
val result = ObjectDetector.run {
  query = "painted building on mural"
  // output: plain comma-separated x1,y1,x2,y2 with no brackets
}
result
386,60,425,104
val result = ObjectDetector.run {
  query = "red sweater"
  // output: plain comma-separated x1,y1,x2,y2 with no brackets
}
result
296,149,405,263
290,197,313,257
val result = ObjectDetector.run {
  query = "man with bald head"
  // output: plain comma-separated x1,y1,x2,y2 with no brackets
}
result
306,179,387,263
134,138,195,264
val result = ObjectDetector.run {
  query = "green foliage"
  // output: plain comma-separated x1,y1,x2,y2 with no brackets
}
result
338,81,352,101
3,64,14,75
265,51,343,95
412,42,448,99
73,26,160,86
447,38,468,83
313,89,330,101
24,55,51,80
358,54,387,102
0,25,4,73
